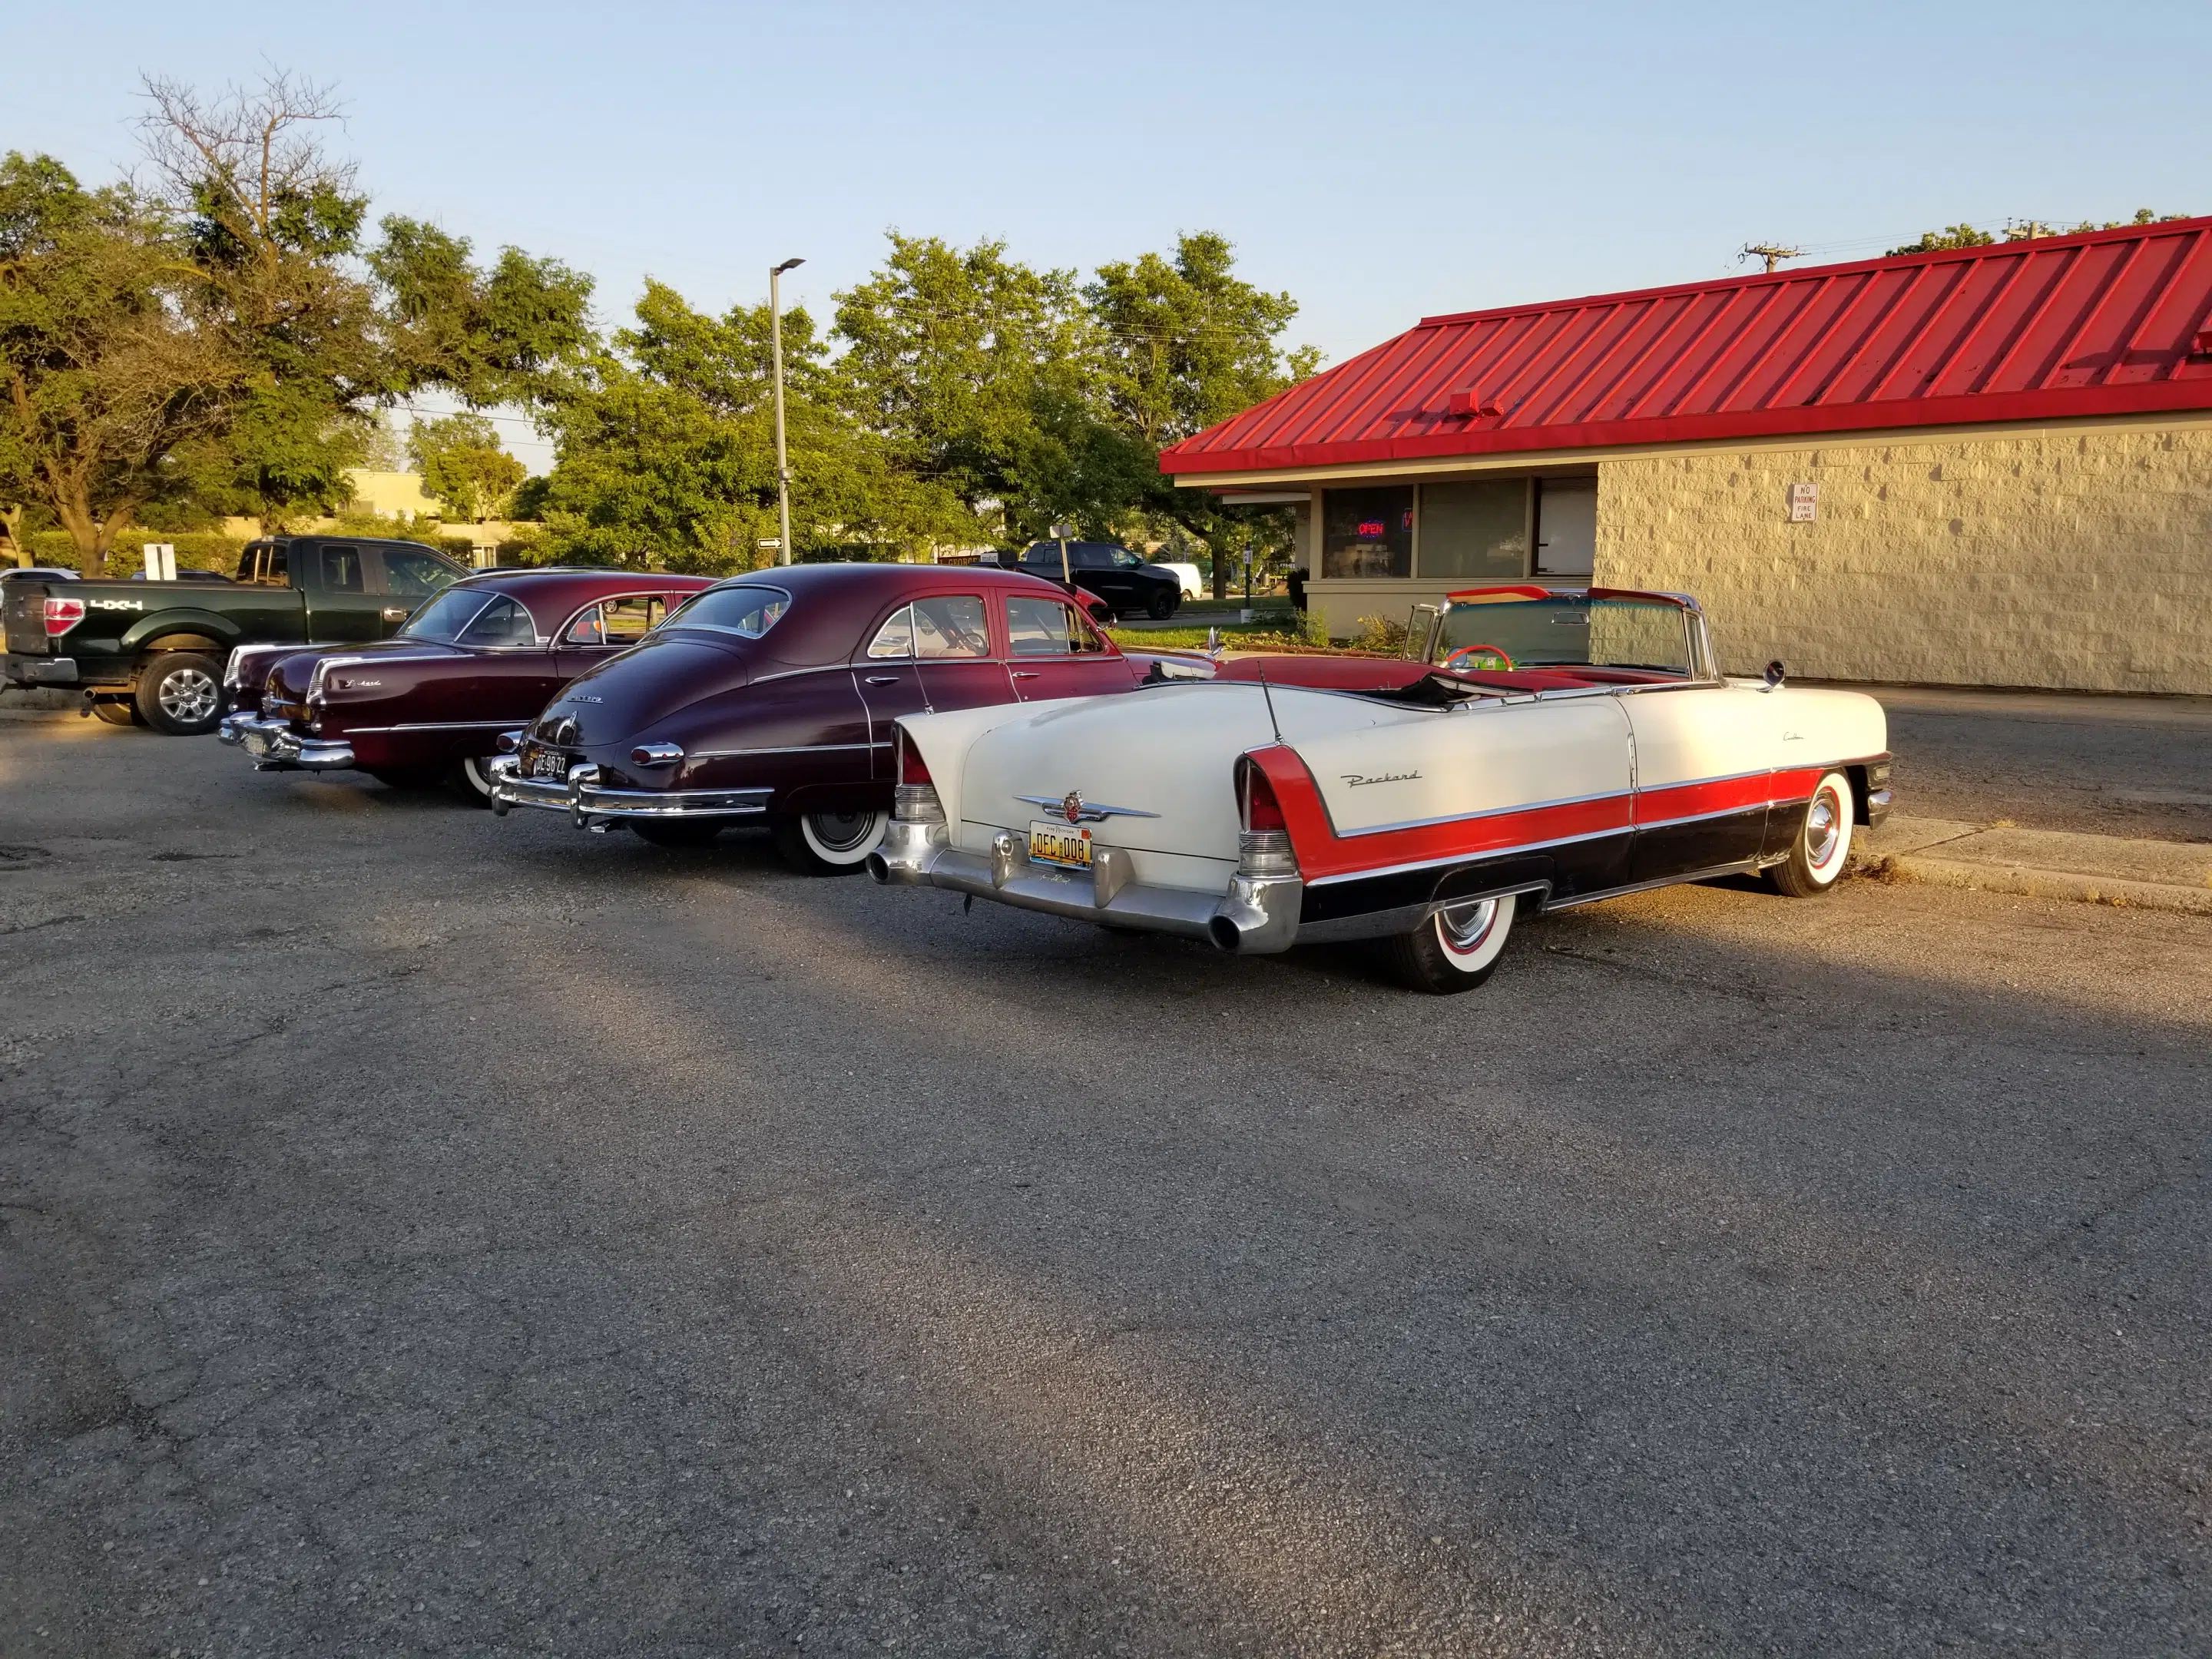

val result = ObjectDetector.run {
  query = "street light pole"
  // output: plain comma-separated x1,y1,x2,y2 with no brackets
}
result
769,257,805,566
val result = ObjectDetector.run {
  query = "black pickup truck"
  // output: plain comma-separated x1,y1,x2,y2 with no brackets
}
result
2,536,465,733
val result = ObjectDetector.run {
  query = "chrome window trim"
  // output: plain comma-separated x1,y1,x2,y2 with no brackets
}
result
914,594,993,661
455,594,540,650
555,591,684,649
865,603,916,661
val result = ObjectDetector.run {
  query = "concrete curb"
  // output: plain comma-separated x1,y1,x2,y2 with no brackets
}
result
1862,816,2212,916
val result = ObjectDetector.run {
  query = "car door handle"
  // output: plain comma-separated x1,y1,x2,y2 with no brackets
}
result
381,606,408,620
1011,671,1040,679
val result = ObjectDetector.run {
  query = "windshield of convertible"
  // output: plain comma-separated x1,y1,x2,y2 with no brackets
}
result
1431,593,1697,678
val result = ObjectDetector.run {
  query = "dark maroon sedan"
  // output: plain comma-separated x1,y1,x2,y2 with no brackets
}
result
488,561,1207,869
217,568,719,803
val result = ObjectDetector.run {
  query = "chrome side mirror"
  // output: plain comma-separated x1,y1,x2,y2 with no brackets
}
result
1762,660,1786,691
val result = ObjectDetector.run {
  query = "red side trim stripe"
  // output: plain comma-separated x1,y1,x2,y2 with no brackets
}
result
1245,747,1833,882
1633,766,1826,826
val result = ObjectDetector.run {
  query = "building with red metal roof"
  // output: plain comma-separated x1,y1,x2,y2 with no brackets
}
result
1163,217,2212,694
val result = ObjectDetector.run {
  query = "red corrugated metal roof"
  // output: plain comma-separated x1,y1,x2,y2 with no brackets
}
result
1161,217,2212,478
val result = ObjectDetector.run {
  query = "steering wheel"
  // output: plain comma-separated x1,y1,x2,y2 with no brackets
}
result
1442,643,1515,673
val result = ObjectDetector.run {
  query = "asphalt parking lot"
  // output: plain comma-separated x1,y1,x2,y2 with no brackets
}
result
1866,684,2212,843
2,707,2208,1657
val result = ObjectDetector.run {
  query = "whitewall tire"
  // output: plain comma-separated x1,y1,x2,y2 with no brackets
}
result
1386,891,1518,995
1767,770,1854,898
452,754,498,808
775,809,889,876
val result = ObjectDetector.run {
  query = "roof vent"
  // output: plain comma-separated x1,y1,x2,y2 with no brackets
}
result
1446,390,1504,419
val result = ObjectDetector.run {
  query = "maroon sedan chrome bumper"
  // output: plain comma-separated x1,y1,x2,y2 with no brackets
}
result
217,712,356,770
485,756,773,827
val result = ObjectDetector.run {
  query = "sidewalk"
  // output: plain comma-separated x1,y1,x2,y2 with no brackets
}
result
1862,814,2212,916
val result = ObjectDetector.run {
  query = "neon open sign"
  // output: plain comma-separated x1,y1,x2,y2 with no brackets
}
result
1356,519,1386,538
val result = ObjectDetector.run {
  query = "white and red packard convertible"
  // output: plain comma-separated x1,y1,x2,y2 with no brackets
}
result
869,586,1892,992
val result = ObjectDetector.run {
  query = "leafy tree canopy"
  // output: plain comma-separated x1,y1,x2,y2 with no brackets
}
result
1888,207,2192,257
0,68,598,568
535,281,969,569
409,411,525,522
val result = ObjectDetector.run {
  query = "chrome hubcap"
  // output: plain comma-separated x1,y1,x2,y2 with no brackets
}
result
1806,793,1840,866
808,810,879,853
1438,897,1499,955
158,669,217,723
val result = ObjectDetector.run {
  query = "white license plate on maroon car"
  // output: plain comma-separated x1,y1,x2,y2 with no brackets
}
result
1028,820,1093,870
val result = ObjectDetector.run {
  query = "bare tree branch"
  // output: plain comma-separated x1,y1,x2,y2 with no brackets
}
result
135,68,353,244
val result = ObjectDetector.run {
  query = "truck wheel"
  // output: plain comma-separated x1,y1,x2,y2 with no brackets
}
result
134,652,224,736
1147,588,1177,621
91,699,141,727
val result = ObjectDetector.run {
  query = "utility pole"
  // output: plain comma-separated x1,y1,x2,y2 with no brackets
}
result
1740,242,1805,274
769,257,805,566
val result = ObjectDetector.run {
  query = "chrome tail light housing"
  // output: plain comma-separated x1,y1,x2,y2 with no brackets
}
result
892,730,945,825
1233,756,1297,876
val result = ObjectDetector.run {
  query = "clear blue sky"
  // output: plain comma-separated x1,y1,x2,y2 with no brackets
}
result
7,1,2206,467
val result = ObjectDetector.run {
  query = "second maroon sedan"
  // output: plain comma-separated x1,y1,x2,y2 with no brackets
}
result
217,568,719,803
488,562,1206,869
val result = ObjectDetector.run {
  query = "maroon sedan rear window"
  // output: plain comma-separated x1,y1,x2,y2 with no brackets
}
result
665,585,790,639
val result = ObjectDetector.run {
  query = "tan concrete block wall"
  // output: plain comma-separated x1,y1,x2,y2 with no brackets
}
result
1309,579,1462,640
1594,425,2212,694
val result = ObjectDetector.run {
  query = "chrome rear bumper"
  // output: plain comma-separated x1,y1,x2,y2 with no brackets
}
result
866,819,1303,954
485,756,773,827
217,712,356,770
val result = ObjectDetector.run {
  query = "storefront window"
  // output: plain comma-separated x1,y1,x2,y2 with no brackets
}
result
1418,480,1528,580
1321,486,1412,578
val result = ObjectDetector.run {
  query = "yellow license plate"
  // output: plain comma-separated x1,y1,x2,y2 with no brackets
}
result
1028,820,1093,870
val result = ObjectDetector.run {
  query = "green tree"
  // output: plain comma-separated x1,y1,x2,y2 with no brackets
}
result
409,411,525,522
134,72,387,534
1886,222,1998,256
535,280,967,570
1085,231,1320,594
0,151,243,573
0,68,601,565
832,233,1095,538
1889,208,2191,256
369,217,597,409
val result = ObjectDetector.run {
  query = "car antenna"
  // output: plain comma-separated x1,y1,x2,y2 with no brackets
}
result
1255,657,1283,745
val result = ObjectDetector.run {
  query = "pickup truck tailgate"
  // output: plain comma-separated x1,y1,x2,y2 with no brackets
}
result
4,582,55,656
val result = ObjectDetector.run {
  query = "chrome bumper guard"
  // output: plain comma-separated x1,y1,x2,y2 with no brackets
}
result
217,712,356,770
866,819,1303,955
485,755,773,828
